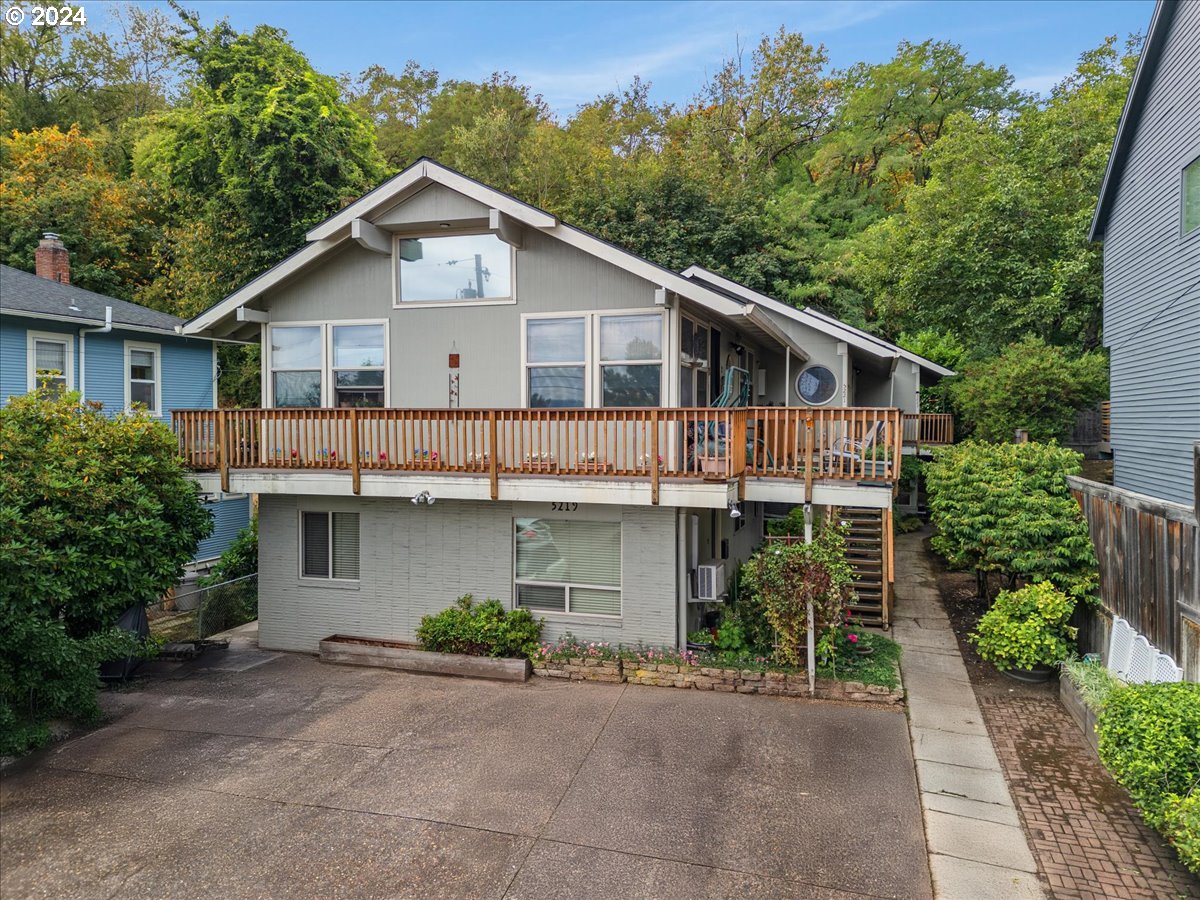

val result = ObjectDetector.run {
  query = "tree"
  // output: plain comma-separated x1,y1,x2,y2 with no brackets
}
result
0,124,157,298
341,60,439,169
134,16,386,315
950,337,1108,442
0,389,212,752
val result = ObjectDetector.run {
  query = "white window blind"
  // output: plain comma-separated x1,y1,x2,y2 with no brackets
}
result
514,518,620,616
33,339,68,392
331,512,360,580
301,511,359,581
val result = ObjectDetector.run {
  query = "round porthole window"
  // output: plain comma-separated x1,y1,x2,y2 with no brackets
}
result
796,365,838,405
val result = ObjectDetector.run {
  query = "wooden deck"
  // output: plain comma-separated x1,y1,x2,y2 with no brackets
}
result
174,406,906,501
902,413,954,446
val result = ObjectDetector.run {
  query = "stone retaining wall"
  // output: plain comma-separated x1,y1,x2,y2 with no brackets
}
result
533,658,903,705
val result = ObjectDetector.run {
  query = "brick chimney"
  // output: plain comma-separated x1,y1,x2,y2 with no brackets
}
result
35,232,70,284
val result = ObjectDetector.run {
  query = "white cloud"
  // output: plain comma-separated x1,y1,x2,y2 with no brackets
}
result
1013,70,1068,95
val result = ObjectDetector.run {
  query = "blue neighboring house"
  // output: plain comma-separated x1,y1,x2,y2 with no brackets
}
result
0,237,250,570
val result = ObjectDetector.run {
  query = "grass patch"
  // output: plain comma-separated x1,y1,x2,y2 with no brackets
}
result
817,633,902,689
1061,656,1120,710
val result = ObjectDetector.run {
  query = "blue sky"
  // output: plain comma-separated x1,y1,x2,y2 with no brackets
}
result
102,1,1154,116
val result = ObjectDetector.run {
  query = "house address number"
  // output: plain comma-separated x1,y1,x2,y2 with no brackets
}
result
550,502,579,512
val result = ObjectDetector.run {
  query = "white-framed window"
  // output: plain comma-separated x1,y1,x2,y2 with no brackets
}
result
396,232,515,306
27,331,73,394
679,314,711,407
124,341,162,414
514,517,621,617
522,310,664,408
796,364,838,406
1184,156,1200,236
300,510,360,581
266,321,388,408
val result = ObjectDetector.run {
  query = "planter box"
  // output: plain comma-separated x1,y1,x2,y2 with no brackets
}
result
319,635,531,682
1059,673,1101,756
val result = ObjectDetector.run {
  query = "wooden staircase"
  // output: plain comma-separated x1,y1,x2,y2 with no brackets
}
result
838,507,893,628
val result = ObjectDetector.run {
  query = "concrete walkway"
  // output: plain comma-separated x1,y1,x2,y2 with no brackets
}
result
891,531,1046,899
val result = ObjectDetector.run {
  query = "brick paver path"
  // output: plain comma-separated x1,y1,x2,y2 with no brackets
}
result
979,694,1200,899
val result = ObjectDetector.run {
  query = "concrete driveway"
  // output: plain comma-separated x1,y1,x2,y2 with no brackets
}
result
1,648,930,899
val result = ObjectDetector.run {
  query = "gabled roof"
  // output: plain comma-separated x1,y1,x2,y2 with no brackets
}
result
0,264,190,337
1090,0,1178,241
181,158,948,375
680,265,955,377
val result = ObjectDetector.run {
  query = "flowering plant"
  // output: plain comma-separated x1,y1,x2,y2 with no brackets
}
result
620,644,701,667
533,634,621,663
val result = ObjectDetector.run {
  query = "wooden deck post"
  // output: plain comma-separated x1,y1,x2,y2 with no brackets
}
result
650,409,660,505
803,416,815,505
488,410,499,501
349,407,361,495
217,410,229,493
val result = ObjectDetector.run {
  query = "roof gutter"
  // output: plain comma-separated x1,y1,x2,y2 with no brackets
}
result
78,305,112,402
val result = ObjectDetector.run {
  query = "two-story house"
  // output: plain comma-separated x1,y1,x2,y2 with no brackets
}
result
1090,0,1200,508
175,159,952,653
0,236,251,570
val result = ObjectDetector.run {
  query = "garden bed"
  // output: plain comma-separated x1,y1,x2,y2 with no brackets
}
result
532,638,904,706
319,635,531,682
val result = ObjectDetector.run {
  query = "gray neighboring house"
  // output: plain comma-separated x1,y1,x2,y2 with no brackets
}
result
176,159,952,654
1090,0,1200,507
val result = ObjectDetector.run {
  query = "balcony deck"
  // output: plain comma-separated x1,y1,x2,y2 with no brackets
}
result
174,406,921,507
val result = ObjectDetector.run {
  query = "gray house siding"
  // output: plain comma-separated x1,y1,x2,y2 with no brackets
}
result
257,494,678,653
264,228,662,409
1101,0,1200,506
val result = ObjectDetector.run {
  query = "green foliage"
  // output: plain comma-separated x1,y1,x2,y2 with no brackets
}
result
132,15,386,317
199,516,257,586
1061,657,1121,710
416,594,543,659
949,337,1108,443
1160,794,1200,875
532,633,620,663
1097,683,1200,834
969,582,1078,670
740,524,854,666
0,389,210,753
926,440,1098,602
765,505,807,536
197,577,258,637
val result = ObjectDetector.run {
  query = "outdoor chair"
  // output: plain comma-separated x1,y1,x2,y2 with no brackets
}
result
824,421,886,467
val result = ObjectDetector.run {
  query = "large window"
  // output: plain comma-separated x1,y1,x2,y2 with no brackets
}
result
301,511,360,580
398,233,513,304
527,317,586,408
514,518,620,616
268,322,386,408
27,332,72,393
1185,157,1200,235
599,314,662,407
331,324,386,407
523,311,662,408
124,342,161,414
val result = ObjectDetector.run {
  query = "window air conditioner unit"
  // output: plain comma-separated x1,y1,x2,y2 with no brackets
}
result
692,562,727,602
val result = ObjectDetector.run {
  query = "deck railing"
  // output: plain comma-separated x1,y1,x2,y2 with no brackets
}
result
174,406,904,499
902,413,954,446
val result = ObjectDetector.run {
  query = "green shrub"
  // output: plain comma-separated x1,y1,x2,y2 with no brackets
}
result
1097,682,1200,831
926,440,1098,602
199,516,257,586
417,595,543,659
970,582,1077,670
0,390,211,754
765,505,807,537
949,336,1108,443
740,524,854,667
1160,793,1200,875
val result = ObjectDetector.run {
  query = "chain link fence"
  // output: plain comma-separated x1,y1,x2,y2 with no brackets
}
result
147,574,258,643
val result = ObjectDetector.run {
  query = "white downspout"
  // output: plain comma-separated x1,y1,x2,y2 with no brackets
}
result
677,509,688,650
78,306,113,401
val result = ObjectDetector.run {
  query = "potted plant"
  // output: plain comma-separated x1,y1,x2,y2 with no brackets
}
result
969,581,1078,683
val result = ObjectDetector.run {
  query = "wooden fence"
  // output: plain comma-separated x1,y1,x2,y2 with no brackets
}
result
1069,475,1200,677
